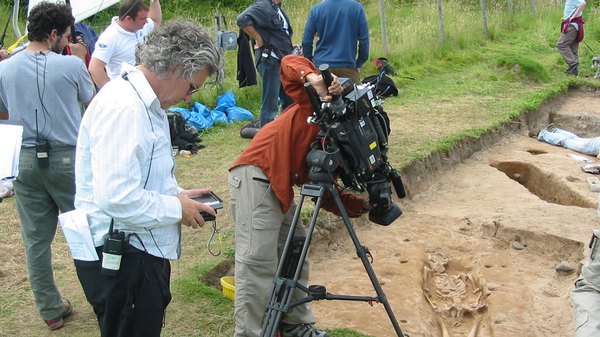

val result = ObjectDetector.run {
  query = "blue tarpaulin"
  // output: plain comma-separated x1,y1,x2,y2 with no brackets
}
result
169,91,254,131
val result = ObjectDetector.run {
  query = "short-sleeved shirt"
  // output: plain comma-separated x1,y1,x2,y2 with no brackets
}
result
92,17,155,80
0,51,94,147
564,0,586,19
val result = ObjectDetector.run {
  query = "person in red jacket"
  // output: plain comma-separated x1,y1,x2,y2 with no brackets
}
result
228,55,368,337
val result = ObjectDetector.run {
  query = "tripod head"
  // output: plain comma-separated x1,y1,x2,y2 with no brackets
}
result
303,64,405,226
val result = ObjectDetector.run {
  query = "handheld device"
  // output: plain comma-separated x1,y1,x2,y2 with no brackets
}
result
192,192,223,221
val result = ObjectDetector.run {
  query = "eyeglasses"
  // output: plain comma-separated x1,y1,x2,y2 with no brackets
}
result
188,81,201,95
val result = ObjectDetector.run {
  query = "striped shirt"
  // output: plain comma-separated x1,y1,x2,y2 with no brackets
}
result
75,63,183,260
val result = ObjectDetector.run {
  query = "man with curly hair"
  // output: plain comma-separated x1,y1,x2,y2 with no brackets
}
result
0,1,95,331
74,20,223,337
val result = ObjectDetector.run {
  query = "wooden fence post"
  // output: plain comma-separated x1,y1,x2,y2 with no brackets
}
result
379,0,389,57
530,0,537,16
437,0,446,44
480,0,489,38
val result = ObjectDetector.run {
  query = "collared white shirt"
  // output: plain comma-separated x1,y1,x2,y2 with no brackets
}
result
75,63,183,259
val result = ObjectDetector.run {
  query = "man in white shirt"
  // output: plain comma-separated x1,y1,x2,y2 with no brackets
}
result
74,20,223,337
88,0,162,88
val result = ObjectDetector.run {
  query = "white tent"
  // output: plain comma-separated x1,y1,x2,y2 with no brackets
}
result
8,0,119,50
28,0,120,23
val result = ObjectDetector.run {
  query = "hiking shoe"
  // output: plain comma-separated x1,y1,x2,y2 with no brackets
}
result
281,323,328,337
44,299,73,331
566,64,579,76
529,123,556,138
528,127,542,138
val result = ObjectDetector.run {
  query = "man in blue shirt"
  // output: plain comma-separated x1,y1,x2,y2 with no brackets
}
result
302,0,370,84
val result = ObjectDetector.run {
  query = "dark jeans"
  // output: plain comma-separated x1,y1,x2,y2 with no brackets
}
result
75,246,172,337
257,58,293,127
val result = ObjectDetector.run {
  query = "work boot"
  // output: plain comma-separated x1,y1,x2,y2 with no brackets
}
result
528,123,556,138
566,63,579,76
44,299,73,331
528,127,542,138
281,322,328,337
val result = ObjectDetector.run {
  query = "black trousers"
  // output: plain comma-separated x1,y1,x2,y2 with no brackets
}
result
74,246,172,337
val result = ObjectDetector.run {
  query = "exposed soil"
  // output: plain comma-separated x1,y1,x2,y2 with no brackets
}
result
302,88,600,337
205,89,600,337
3,89,599,337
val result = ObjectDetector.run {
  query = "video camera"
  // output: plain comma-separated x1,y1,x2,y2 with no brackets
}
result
304,64,406,226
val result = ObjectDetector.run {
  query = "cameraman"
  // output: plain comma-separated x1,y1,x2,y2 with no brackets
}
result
228,54,369,337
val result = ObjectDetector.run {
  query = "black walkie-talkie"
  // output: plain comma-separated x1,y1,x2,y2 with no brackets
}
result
101,220,126,277
34,109,49,168
35,140,49,168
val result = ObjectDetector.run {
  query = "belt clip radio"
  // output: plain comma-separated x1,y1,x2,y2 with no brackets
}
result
101,220,126,276
36,139,49,168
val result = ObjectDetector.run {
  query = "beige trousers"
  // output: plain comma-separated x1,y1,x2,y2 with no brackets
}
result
228,165,315,337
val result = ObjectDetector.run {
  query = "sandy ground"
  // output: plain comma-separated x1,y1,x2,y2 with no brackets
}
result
304,90,600,337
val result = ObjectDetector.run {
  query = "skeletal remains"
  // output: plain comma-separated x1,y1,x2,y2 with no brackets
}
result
422,251,491,337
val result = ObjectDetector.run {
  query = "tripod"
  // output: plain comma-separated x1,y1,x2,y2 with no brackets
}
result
260,170,406,337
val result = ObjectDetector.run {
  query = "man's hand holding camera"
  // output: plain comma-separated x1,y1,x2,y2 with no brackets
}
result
305,72,343,101
177,189,216,228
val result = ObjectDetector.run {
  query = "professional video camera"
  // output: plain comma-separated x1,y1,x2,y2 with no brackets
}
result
304,64,406,226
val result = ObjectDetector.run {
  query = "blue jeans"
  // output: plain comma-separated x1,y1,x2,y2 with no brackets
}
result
257,59,293,127
538,128,600,156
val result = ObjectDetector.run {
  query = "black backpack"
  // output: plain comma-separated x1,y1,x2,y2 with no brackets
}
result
167,112,186,142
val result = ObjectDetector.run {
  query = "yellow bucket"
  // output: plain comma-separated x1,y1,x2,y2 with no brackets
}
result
220,276,235,300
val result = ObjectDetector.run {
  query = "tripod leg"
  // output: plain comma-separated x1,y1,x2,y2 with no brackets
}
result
261,185,327,337
329,187,406,337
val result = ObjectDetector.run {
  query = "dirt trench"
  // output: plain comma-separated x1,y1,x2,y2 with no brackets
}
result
306,87,600,337
208,88,600,337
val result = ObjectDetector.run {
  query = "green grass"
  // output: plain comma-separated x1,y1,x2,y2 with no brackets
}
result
2,0,600,336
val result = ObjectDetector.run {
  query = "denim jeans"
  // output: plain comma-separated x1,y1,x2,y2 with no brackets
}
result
538,128,600,156
257,59,293,127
